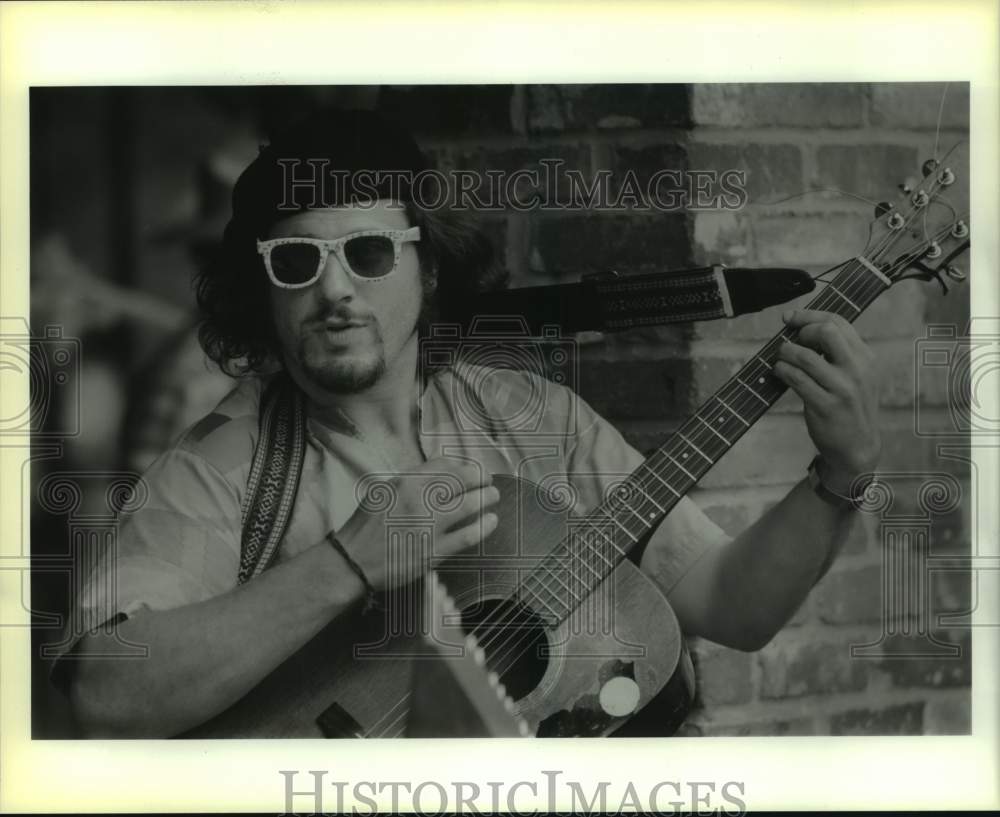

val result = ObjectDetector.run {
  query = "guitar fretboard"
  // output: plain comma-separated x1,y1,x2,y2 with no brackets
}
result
519,256,892,624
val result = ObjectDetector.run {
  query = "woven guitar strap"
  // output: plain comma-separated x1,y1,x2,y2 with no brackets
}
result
237,372,307,584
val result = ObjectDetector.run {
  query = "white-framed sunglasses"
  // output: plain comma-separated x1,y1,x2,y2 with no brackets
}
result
256,226,421,288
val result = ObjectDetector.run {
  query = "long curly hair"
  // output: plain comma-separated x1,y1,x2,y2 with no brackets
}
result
195,195,508,378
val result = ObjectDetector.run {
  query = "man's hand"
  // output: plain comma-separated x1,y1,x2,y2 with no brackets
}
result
773,309,881,492
336,457,500,591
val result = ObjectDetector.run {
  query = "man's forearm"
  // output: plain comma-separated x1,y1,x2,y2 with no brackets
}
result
668,478,864,651
69,539,364,738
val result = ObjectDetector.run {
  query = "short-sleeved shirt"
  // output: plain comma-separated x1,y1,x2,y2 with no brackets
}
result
59,363,730,655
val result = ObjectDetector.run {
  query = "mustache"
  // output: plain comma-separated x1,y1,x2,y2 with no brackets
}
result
309,306,372,326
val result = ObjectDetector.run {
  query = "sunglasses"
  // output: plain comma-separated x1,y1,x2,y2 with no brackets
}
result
256,227,421,289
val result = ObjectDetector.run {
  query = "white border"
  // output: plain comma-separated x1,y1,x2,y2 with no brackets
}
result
2,1,998,812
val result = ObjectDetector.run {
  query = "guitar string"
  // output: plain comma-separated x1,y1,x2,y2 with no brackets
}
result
468,188,962,680
373,207,965,738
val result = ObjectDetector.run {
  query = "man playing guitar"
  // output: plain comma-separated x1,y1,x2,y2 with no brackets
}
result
57,109,881,738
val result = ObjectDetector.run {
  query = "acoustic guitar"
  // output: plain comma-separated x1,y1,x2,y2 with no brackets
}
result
185,142,970,739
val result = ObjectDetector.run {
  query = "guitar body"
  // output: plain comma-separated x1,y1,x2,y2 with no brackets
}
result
185,474,694,738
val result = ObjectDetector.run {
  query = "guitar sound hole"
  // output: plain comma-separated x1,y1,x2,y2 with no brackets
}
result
459,598,548,702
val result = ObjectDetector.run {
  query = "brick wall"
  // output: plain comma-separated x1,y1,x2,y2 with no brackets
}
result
679,83,971,736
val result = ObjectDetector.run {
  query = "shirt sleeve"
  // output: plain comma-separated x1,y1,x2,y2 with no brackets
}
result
50,446,243,678
563,388,731,598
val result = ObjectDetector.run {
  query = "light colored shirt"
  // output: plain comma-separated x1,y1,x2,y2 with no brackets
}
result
63,363,730,647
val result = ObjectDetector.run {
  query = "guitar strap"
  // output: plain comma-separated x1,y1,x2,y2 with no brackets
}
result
237,372,307,584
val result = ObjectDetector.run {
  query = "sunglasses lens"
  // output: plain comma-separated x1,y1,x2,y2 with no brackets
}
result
345,235,396,279
269,242,322,286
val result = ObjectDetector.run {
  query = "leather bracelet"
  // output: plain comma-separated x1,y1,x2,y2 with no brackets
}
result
326,532,383,613
806,455,875,511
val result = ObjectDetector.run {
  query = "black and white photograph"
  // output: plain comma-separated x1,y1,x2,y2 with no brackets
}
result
28,80,974,739
2,2,997,814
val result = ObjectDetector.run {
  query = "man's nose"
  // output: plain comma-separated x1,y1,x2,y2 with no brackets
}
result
317,250,356,300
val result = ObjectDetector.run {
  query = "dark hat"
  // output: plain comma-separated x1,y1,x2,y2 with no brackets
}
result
228,108,430,238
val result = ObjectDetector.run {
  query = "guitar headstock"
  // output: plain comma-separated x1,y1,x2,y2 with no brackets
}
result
862,139,970,293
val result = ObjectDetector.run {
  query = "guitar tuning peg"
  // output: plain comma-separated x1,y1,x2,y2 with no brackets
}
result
946,265,967,282
926,242,943,259
495,682,507,699
887,213,905,230
951,220,969,238
897,182,912,195
875,201,893,218
938,167,955,186
922,158,939,178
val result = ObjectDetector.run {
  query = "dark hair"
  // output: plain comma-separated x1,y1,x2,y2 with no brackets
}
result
195,110,508,377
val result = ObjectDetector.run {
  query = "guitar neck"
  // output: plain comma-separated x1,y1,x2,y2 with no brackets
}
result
521,257,892,620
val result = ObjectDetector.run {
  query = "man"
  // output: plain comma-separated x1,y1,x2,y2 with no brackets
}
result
59,109,881,738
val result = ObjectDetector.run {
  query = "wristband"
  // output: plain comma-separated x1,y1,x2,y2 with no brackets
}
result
326,532,383,613
806,456,875,511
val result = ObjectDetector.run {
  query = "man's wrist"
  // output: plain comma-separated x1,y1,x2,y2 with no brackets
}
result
807,455,876,510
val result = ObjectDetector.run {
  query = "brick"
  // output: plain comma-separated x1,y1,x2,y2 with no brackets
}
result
688,142,803,201
378,85,514,136
431,144,591,209
715,718,817,736
814,144,920,201
878,425,972,476
692,211,753,266
814,565,884,625
759,640,867,699
932,570,972,617
577,359,691,421
869,83,970,130
613,143,688,188
692,84,865,129
869,339,933,408
923,693,971,734
830,701,924,735
529,213,692,278
690,645,755,706
750,212,872,268
853,279,928,341
526,84,690,132
870,630,970,690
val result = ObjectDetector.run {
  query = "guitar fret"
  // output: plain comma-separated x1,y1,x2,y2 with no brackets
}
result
633,484,665,514
678,432,714,464
607,515,639,543
581,519,628,558
736,376,770,405
757,356,773,369
666,453,696,480
826,283,860,313
616,494,653,525
715,395,751,428
698,413,733,444
645,467,682,497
